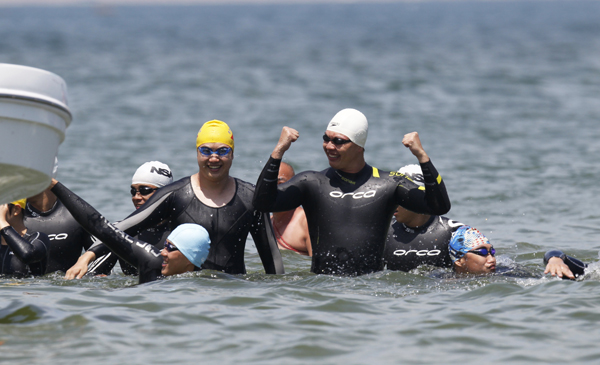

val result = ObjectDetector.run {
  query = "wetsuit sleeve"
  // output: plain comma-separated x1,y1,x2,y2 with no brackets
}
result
0,227,49,264
395,160,451,216
85,185,175,254
544,250,587,278
249,211,285,274
51,182,162,284
253,157,305,212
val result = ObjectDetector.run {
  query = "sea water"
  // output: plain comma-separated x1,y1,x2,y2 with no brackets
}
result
1,1,600,363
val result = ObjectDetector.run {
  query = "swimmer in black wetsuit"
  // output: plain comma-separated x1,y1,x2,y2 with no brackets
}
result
384,164,467,271
66,120,283,279
253,108,451,276
50,180,210,284
71,161,174,277
0,200,51,276
543,250,587,280
22,159,96,274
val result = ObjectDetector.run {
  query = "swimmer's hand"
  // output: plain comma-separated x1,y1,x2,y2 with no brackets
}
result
64,251,96,280
544,257,575,280
272,126,299,159
0,204,10,229
402,132,430,164
49,178,59,189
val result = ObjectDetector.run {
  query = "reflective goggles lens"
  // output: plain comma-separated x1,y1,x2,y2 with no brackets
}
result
468,247,496,257
198,146,232,156
323,134,352,146
130,186,158,196
164,241,179,252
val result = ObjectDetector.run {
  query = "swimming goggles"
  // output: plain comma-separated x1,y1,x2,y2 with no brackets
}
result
198,146,232,156
468,247,496,257
130,186,158,196
323,134,352,146
164,241,179,252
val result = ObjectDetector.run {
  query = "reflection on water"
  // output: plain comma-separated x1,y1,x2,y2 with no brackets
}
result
1,0,600,363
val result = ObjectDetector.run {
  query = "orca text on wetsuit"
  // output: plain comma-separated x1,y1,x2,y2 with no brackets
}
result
254,159,450,275
23,199,95,273
384,216,465,271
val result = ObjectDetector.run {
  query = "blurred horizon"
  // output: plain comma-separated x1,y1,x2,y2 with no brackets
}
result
0,0,577,7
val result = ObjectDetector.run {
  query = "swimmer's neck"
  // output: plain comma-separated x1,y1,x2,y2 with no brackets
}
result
191,172,236,207
400,214,431,229
27,189,58,213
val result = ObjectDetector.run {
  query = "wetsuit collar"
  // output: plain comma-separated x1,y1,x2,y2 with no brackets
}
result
399,215,436,234
333,163,372,186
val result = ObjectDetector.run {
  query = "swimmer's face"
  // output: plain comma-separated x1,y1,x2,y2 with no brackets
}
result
393,206,417,223
130,183,158,209
160,239,195,276
197,142,233,182
278,163,295,185
323,130,364,172
454,243,497,275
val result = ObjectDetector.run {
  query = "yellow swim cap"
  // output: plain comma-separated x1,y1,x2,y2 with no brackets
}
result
10,199,26,209
196,120,234,151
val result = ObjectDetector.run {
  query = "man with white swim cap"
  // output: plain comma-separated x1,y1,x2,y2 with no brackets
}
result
66,161,175,278
254,108,451,276
0,199,51,276
22,158,97,274
49,179,210,283
67,120,283,278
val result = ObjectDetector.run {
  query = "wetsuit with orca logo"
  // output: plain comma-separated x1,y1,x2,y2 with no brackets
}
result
0,228,50,276
22,200,96,273
384,216,464,271
51,182,163,284
86,176,284,275
253,157,451,276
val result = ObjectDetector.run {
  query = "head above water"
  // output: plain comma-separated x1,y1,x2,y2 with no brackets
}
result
278,162,295,185
167,223,211,269
132,161,173,188
450,225,496,274
196,120,234,151
326,108,368,148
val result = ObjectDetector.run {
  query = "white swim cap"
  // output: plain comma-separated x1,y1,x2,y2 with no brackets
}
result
326,108,368,148
131,161,173,188
398,164,424,187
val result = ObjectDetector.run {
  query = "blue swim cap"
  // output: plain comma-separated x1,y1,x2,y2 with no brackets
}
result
167,223,211,268
449,225,491,263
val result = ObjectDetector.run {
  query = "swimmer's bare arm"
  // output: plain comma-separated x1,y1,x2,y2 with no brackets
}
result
544,257,575,280
271,127,299,159
402,132,430,163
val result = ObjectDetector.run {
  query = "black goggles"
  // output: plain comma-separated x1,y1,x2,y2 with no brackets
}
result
130,186,158,196
164,241,179,252
323,134,352,146
468,247,496,257
198,146,232,157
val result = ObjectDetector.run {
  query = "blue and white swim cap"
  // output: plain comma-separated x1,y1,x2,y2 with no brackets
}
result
167,223,211,268
449,225,491,262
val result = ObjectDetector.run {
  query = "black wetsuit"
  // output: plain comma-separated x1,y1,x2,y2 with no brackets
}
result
86,176,283,275
87,223,170,276
544,250,587,279
0,227,50,276
253,157,451,276
22,200,96,273
384,216,464,271
51,182,164,284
